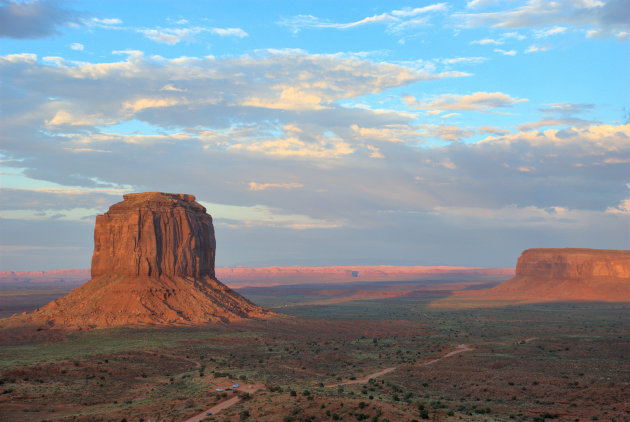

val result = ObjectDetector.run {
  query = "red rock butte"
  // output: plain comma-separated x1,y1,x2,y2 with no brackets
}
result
6,192,270,328
432,248,630,307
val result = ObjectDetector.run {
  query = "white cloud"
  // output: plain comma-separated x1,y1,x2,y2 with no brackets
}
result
494,48,517,55
249,182,304,191
466,0,501,9
210,27,248,38
525,44,551,53
606,198,630,215
277,4,448,35
535,26,567,37
70,42,84,51
471,38,503,45
91,17,122,26
442,56,488,65
403,91,527,112
138,27,204,44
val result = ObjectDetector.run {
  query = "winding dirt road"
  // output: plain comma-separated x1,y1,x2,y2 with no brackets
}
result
327,344,473,388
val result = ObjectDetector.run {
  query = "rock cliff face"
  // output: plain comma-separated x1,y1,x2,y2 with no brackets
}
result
5,192,270,329
514,248,630,280
428,248,630,308
474,248,630,302
91,192,216,279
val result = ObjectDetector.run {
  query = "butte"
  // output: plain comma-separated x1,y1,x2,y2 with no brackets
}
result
8,192,271,329
431,248,630,308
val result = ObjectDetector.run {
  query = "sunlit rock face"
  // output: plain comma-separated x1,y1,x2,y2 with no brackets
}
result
91,192,216,280
488,248,630,302
515,248,630,280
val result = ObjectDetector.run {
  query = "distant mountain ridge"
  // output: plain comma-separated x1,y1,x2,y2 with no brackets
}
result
1,265,514,288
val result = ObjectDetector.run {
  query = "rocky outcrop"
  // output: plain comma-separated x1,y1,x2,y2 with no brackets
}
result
490,248,630,300
434,248,630,307
3,192,270,329
514,248,630,280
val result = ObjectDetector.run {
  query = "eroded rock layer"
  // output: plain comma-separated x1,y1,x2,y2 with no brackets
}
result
464,248,630,303
4,192,270,329
91,192,216,279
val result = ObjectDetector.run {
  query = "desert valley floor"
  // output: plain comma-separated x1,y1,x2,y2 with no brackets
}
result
1,276,628,422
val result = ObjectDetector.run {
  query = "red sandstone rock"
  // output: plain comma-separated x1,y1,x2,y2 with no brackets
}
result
91,192,216,279
3,192,270,329
449,248,630,304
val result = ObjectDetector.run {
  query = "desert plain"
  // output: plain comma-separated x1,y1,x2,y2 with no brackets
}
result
1,262,629,422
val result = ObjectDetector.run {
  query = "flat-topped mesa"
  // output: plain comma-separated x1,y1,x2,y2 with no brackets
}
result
91,192,216,279
516,248,630,279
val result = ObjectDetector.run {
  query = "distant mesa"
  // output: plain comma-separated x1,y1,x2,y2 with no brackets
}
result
2,192,271,329
432,248,630,308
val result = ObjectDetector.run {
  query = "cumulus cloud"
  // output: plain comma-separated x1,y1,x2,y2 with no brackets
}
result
70,42,84,51
1,49,628,269
456,0,630,40
402,91,527,112
0,0,82,39
606,198,630,215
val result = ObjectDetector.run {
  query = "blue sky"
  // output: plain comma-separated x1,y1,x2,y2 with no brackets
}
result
1,0,629,270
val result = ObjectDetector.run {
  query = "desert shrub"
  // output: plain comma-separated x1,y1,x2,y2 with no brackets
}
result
290,390,297,397
430,401,446,409
239,410,250,420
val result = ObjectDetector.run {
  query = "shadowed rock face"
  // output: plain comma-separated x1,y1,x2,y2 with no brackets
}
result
91,192,216,279
2,192,270,329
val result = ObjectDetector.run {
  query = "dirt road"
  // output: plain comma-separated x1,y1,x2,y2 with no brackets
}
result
327,344,473,388
183,384,263,422
422,343,473,366
326,367,397,387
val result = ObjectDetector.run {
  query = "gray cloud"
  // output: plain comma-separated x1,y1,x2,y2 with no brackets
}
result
456,0,630,40
0,0,82,39
1,50,628,270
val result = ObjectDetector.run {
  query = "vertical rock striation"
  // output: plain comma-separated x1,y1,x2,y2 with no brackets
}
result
91,192,216,279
